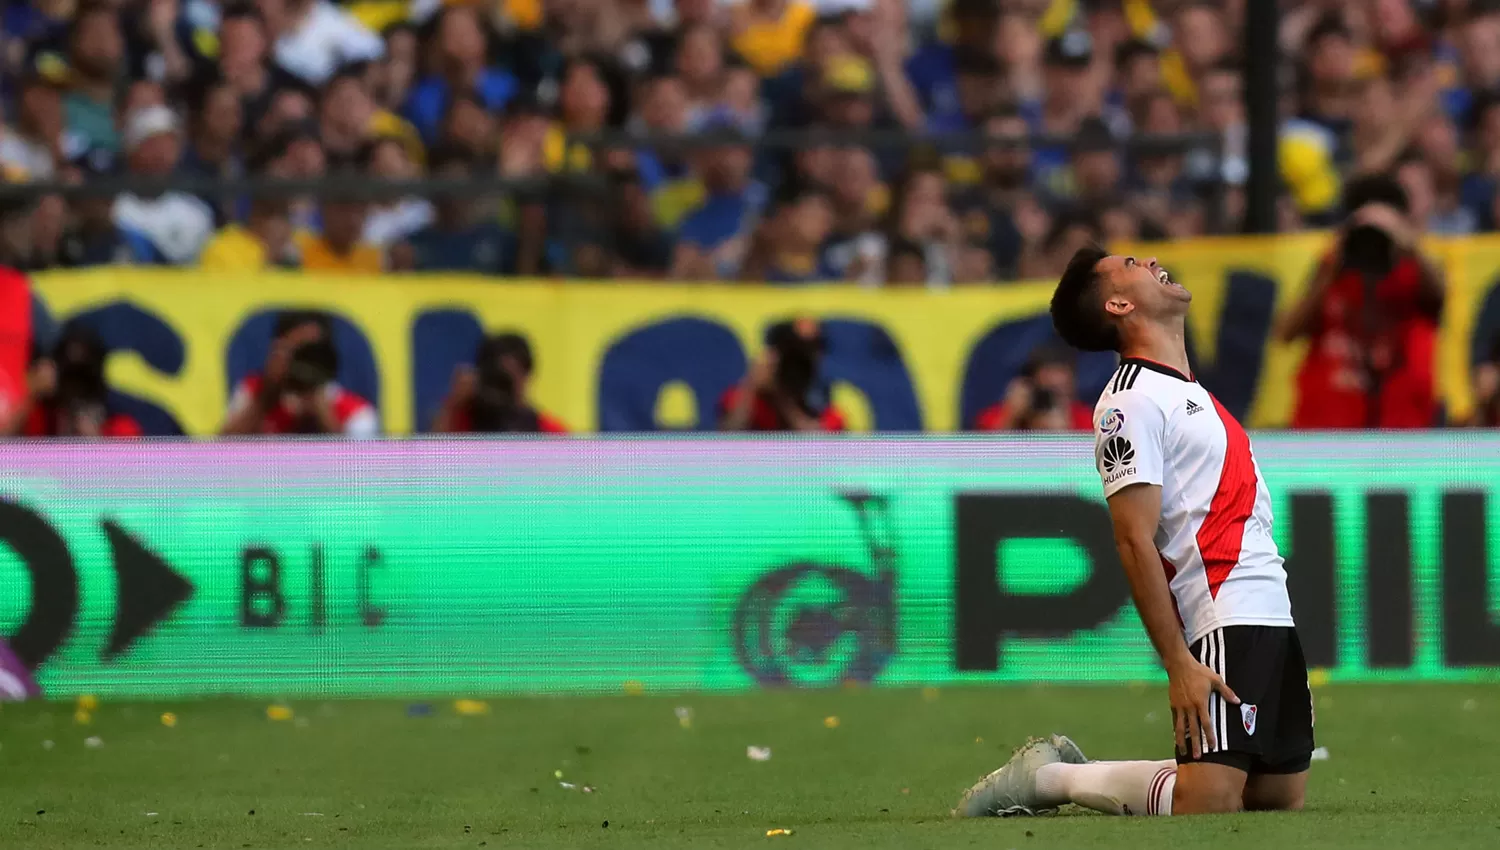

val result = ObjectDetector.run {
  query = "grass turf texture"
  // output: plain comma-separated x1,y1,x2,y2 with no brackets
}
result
1,685,1496,849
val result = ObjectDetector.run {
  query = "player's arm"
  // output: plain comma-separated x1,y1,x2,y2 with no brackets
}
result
1107,482,1240,759
1106,483,1195,673
1097,394,1239,757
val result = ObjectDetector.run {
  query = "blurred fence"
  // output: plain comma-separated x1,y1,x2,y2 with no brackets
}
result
32,232,1500,434
0,130,1223,201
0,128,1227,263
2,434,1497,698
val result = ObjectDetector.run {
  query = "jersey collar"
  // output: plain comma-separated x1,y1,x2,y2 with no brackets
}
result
1121,357,1194,382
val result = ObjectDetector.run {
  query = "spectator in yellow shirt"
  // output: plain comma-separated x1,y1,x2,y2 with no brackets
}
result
543,58,611,174
199,198,299,270
294,166,385,272
730,0,817,77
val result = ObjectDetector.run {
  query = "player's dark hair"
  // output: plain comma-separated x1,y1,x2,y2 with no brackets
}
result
1050,244,1120,353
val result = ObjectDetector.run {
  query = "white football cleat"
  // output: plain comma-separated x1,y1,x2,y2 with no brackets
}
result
1051,734,1088,765
953,736,1064,818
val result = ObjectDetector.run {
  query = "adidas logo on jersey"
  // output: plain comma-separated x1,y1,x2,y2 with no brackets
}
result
1185,399,1204,415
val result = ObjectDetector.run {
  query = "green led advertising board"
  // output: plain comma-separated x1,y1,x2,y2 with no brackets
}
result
0,436,1497,697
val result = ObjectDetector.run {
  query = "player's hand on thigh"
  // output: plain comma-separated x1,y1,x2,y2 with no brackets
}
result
1167,658,1240,758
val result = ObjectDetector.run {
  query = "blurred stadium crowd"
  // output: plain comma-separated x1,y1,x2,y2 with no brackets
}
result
1,0,1498,283
4,0,1500,436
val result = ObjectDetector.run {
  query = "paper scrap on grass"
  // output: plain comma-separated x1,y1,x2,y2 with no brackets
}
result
675,706,693,728
747,746,772,762
766,828,793,837
84,736,103,748
1311,747,1330,762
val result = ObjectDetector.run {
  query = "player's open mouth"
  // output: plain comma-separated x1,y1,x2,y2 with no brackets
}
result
1157,269,1179,287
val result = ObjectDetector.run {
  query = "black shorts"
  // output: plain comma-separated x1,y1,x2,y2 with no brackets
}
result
1175,625,1314,775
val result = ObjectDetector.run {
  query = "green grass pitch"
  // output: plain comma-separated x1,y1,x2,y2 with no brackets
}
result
1,684,1496,849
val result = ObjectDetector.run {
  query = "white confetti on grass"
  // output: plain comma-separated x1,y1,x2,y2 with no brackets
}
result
747,746,772,762
1311,747,1330,761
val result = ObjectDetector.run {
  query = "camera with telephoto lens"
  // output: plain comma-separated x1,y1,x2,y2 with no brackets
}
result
52,324,109,426
1338,174,1410,279
282,339,339,394
766,320,827,411
468,338,541,432
1029,386,1059,413
1341,222,1397,277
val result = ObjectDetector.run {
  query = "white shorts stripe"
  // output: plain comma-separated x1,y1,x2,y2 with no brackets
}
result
1216,629,1228,749
1197,633,1212,754
1206,630,1219,752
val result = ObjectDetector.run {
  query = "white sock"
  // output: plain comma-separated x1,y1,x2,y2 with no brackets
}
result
1034,760,1177,816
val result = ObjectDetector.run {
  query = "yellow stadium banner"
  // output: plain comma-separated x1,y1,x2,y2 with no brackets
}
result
31,233,1500,435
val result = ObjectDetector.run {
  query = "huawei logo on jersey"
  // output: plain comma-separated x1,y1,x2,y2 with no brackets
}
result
1099,436,1136,484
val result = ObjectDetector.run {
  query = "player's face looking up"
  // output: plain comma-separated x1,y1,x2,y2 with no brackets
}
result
1097,255,1192,325
1052,246,1194,353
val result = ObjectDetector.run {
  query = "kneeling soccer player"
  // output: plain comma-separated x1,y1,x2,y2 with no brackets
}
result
957,247,1313,817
